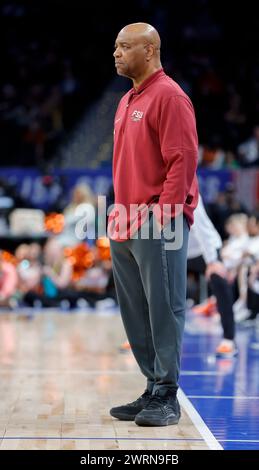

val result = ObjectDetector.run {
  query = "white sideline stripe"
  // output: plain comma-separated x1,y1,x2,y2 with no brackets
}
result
188,395,259,400
181,371,224,376
178,389,223,450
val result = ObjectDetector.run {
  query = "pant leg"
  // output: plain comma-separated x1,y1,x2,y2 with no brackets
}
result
187,255,207,274
24,291,59,307
210,273,235,340
187,255,208,303
247,287,259,319
110,239,155,392
130,215,189,395
188,256,235,340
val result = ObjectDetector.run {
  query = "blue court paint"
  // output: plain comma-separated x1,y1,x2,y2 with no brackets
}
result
180,312,259,450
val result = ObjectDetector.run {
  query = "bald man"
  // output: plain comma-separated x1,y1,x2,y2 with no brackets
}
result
109,23,199,426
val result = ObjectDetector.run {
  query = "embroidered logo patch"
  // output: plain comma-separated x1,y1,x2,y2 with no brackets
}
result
131,110,144,122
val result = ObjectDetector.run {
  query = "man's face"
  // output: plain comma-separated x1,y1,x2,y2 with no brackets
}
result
113,31,147,79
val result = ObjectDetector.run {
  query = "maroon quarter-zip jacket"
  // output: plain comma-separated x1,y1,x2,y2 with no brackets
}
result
109,68,199,241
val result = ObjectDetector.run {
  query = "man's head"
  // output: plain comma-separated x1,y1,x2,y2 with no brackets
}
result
113,23,161,82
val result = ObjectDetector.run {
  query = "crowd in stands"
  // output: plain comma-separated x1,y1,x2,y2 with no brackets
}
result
0,0,258,168
0,238,116,311
0,1,121,167
0,182,116,310
0,181,258,326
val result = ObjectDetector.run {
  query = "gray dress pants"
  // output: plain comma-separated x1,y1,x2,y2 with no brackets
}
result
110,213,189,396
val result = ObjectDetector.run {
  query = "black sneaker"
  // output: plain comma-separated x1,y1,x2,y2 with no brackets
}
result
135,391,181,426
110,390,152,421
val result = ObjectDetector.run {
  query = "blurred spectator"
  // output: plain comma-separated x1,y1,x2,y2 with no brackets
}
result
247,211,259,239
224,151,240,169
15,243,42,294
219,214,249,320
198,141,225,169
247,261,259,321
224,93,247,150
0,253,18,307
207,186,248,239
59,183,96,246
237,125,259,167
187,195,237,357
23,120,46,166
24,237,72,307
42,237,72,291
221,213,249,271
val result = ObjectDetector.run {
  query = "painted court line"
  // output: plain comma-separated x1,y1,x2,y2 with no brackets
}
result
218,439,259,443
1,437,204,441
187,395,259,400
178,389,223,450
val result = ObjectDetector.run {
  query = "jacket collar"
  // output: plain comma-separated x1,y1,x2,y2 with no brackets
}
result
131,68,165,95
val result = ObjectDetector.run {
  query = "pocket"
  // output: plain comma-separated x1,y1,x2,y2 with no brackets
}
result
185,194,193,205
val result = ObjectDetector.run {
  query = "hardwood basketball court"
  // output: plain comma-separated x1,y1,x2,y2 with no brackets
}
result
0,311,211,450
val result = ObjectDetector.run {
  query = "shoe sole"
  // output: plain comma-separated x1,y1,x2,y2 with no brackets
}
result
110,410,136,421
135,415,180,427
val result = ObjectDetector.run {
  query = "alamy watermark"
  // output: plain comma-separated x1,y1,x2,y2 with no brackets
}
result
74,196,185,250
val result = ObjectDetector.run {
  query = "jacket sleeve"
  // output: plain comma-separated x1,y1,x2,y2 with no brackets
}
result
155,95,198,223
190,195,222,264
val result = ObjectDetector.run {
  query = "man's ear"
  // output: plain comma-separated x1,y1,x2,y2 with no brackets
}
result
145,44,154,61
